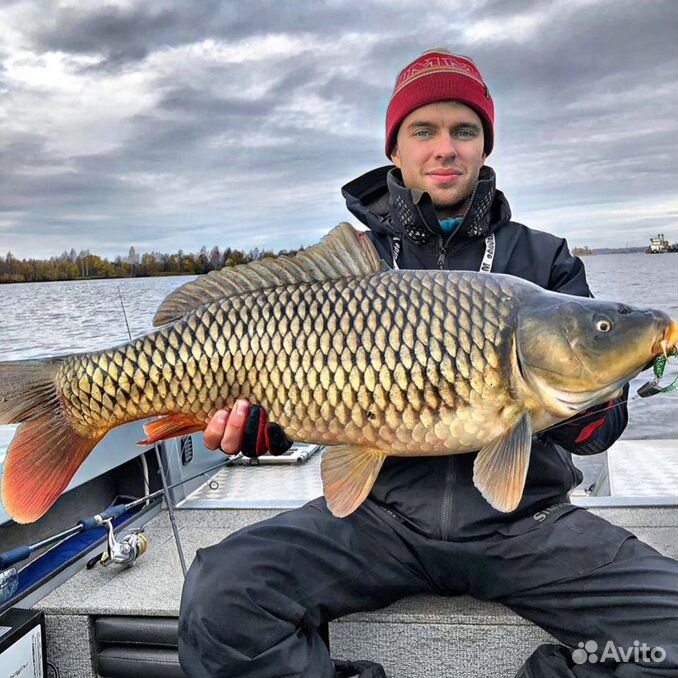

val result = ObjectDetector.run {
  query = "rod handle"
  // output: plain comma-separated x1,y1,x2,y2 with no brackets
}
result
0,545,31,568
78,516,101,530
77,504,127,531
101,504,128,521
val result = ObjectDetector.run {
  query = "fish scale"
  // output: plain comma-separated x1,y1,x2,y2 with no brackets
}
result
55,270,513,455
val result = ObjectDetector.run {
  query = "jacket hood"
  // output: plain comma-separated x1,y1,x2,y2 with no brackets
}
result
342,164,512,242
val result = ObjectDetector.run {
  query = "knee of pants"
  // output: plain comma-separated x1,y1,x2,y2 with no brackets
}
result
179,533,307,662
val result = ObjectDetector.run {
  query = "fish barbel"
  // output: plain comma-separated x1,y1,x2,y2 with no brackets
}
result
1,224,676,523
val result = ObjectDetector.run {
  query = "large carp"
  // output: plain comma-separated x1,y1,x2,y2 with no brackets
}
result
1,224,676,523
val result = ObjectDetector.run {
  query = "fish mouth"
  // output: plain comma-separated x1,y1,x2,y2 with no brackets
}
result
652,320,678,357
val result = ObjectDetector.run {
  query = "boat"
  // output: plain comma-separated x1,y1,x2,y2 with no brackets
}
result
0,422,676,677
646,234,678,253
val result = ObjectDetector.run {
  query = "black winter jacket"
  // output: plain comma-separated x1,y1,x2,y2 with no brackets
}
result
341,164,629,539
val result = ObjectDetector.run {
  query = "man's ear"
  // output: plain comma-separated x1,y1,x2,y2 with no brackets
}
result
390,145,401,168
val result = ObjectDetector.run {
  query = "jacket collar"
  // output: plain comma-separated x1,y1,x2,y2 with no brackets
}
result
342,164,507,242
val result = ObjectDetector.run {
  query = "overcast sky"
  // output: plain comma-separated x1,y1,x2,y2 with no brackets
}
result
1,0,676,259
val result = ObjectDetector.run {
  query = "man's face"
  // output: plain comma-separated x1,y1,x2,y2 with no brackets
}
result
391,101,486,219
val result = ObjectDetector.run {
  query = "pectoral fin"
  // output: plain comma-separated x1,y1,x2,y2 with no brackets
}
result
473,411,533,513
321,445,386,518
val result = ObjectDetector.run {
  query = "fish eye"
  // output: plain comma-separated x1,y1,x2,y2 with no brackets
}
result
595,317,613,333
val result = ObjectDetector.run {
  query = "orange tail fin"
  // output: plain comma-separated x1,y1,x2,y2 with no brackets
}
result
0,359,102,524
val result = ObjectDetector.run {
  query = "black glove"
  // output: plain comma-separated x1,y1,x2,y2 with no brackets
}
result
241,404,293,458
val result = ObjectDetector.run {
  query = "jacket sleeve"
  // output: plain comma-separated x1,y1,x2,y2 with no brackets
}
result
547,238,592,297
542,239,629,454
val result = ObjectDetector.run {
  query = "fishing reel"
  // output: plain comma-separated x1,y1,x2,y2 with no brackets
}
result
91,519,149,568
0,567,18,605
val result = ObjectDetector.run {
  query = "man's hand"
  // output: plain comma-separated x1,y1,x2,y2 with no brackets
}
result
203,399,293,457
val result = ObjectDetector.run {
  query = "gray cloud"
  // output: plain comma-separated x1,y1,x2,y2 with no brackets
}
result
0,0,676,259
23,1,416,70
25,3,202,67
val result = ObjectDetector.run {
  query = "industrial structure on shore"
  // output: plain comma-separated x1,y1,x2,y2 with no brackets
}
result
647,233,678,253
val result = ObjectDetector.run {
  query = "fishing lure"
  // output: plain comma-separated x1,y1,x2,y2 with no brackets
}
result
637,347,678,397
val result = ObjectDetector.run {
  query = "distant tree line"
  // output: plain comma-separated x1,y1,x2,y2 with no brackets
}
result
0,244,300,284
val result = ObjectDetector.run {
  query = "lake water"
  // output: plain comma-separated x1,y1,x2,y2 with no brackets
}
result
0,253,676,439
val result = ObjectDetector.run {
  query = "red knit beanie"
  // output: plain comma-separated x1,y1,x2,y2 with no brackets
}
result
385,49,495,158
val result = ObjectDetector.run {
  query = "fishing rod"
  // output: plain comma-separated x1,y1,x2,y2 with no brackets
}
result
117,285,133,342
0,455,241,582
154,441,188,577
116,286,187,575
2,288,235,604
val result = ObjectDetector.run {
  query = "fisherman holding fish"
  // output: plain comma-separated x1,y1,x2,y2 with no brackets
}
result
1,50,676,677
179,50,678,677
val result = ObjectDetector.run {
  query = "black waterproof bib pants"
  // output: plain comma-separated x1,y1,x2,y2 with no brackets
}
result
178,497,678,678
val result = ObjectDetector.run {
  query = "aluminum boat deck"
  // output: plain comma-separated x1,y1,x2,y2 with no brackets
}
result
26,437,677,678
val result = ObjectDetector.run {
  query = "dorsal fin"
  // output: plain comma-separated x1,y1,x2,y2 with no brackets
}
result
153,222,383,326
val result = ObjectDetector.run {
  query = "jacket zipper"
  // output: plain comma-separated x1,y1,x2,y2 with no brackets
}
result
443,181,479,254
379,505,400,522
413,203,448,270
416,182,481,538
437,236,445,269
416,181,482,271
440,457,455,541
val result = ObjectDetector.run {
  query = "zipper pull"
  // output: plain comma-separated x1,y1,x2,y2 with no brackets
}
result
437,237,446,269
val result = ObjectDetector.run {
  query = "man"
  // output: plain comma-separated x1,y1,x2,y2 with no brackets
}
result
179,49,678,678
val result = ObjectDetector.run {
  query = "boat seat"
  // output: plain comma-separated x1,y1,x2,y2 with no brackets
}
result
95,616,185,678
